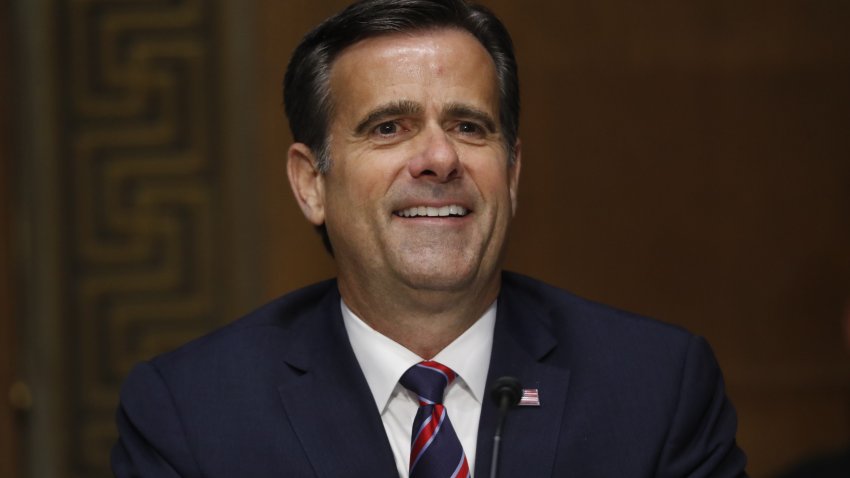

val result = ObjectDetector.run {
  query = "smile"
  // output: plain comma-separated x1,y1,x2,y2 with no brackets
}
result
395,205,469,218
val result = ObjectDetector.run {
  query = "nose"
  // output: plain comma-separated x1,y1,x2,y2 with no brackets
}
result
408,126,462,182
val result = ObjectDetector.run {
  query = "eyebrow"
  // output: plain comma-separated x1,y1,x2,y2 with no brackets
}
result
354,100,423,136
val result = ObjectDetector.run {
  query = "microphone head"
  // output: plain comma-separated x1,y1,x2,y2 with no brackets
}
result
490,376,522,407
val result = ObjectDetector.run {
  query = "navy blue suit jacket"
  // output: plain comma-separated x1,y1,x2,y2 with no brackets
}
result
112,272,747,477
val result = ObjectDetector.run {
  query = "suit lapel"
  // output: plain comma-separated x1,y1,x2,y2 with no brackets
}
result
276,286,398,478
475,280,571,478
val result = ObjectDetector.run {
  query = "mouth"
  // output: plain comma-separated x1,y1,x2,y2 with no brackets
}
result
393,205,470,218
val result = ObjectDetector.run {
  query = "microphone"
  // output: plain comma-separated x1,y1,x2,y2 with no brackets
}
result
489,376,522,478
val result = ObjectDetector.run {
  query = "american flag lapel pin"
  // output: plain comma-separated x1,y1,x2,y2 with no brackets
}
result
519,388,540,406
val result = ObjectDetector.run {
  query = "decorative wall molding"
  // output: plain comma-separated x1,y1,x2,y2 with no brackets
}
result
59,0,221,473
16,0,260,472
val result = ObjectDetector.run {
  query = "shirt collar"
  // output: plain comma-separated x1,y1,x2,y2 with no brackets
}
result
341,299,497,412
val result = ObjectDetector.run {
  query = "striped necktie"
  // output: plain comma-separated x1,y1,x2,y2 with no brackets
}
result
400,361,471,478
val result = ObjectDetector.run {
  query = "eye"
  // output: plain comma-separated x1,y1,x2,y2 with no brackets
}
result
453,121,487,140
375,121,399,136
457,122,480,135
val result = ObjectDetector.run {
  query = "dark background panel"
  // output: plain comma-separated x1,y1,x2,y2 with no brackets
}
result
1,0,21,475
258,1,850,476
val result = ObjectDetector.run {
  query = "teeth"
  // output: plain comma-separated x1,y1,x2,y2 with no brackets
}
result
398,205,468,218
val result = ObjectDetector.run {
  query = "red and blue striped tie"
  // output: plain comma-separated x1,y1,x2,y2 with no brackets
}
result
400,361,471,478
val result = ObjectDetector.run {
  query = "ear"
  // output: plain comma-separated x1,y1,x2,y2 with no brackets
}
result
508,139,522,216
287,143,326,226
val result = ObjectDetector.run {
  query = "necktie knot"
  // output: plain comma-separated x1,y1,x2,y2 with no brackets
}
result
400,361,457,405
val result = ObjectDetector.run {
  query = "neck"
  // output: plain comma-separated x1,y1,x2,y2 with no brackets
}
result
338,274,500,359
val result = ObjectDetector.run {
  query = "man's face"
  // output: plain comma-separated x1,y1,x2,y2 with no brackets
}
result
314,28,520,295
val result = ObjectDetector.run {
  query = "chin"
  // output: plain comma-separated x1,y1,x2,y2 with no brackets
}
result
403,275,472,292
388,242,499,292
394,260,483,293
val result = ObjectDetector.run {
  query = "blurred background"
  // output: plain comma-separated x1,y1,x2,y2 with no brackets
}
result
2,0,849,477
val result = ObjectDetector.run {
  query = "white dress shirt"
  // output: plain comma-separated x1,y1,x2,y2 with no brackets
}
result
341,300,496,478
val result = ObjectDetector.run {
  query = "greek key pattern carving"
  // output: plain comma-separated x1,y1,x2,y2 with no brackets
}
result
56,0,223,475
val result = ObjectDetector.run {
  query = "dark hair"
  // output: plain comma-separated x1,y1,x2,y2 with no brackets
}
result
283,0,520,254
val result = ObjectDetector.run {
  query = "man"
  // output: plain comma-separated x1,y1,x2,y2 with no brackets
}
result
112,0,748,476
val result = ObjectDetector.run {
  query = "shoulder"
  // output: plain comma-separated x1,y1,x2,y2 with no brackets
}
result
500,270,693,347
141,279,338,381
499,271,716,392
113,279,342,475
499,273,747,474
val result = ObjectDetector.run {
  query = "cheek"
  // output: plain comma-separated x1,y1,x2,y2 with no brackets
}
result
469,163,513,198
325,168,385,217
461,144,510,173
349,152,410,197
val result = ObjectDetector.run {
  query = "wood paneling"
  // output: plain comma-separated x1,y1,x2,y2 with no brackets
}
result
254,0,343,297
489,2,850,474
1,0,20,475
13,1,261,476
256,1,850,476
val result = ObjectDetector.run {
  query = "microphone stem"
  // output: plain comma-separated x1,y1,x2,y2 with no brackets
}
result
489,394,510,478
489,435,501,478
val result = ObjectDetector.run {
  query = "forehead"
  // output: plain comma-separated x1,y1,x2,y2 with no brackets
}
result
327,28,499,119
